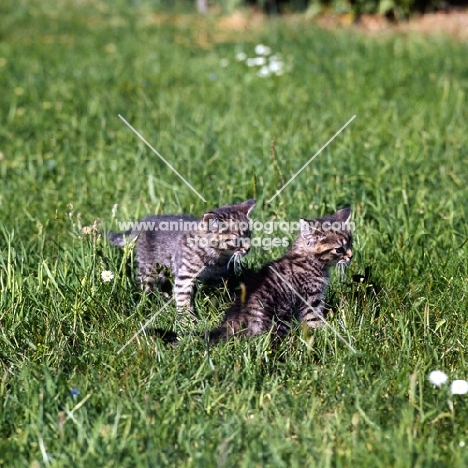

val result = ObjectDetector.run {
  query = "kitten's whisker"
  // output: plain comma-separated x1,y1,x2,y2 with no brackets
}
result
234,253,244,274
227,253,238,272
337,263,345,279
336,261,349,280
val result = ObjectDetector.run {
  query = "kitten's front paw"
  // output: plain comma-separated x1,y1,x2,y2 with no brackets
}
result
176,303,197,318
177,308,198,329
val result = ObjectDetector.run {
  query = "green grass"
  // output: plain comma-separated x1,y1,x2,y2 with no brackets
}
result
1,0,468,466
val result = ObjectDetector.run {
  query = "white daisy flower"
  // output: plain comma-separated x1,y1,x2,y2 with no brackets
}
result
235,52,247,61
246,57,266,67
255,44,271,56
428,370,448,387
257,66,271,78
268,59,284,75
101,270,114,282
450,379,468,395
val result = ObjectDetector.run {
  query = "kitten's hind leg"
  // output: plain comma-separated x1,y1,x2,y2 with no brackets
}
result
157,271,173,297
136,267,154,294
137,263,167,295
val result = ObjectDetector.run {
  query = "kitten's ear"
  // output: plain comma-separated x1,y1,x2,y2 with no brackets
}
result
333,207,352,223
239,199,257,218
202,212,219,231
300,218,321,245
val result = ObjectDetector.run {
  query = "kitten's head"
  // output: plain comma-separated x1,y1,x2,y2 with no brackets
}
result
299,208,353,266
201,199,256,258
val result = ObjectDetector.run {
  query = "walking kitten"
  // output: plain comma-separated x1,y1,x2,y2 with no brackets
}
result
208,208,352,342
108,199,256,315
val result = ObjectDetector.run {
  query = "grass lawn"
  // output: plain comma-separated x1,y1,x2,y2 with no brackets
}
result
1,0,468,466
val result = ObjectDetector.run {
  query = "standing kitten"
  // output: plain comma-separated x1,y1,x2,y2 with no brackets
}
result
108,199,256,315
208,208,352,342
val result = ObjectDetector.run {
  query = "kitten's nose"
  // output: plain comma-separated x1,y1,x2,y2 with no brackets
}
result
346,249,353,261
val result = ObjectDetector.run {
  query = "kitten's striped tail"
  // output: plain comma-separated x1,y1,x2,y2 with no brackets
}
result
151,327,224,345
207,327,231,344
207,319,242,343
107,231,130,247
152,322,239,346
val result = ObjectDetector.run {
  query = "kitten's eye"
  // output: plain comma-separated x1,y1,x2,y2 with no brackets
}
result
335,246,346,254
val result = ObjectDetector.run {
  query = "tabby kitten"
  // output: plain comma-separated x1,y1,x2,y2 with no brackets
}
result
208,208,352,342
108,199,256,315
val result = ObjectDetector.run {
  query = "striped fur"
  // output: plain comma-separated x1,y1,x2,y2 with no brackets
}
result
108,200,256,316
209,208,353,342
